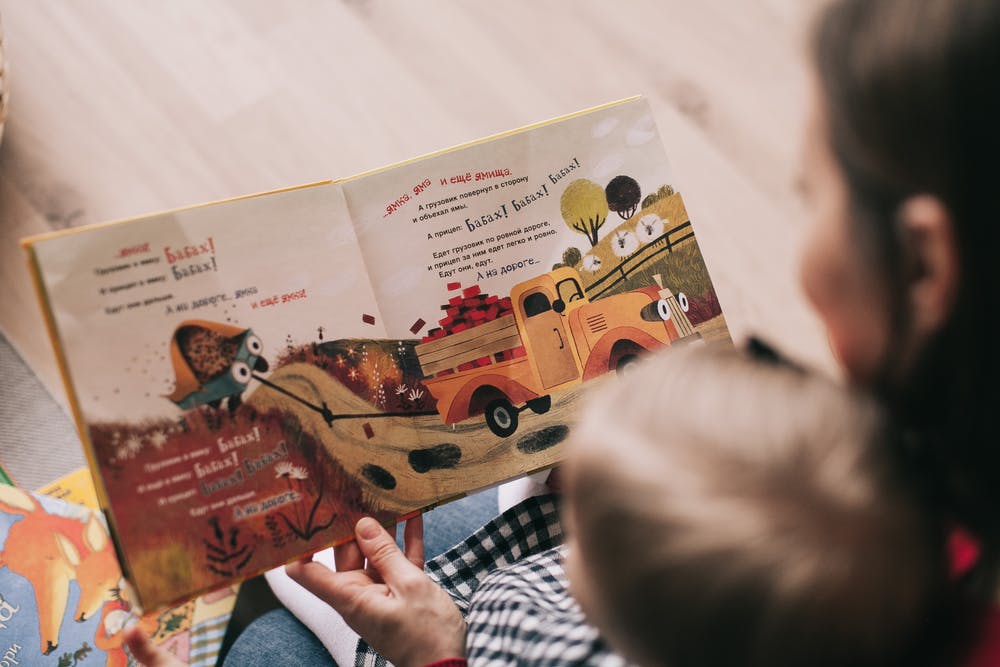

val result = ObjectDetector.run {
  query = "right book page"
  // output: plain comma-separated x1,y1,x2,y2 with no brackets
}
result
339,96,730,509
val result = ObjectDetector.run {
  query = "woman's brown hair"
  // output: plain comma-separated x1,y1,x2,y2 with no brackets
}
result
814,0,1000,598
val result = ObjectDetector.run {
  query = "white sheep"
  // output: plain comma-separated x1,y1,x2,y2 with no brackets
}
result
611,229,639,258
636,214,665,244
582,254,603,272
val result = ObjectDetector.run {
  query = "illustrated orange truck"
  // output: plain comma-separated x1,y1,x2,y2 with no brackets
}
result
414,267,697,437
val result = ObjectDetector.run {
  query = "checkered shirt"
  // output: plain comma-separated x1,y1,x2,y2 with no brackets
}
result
355,494,628,666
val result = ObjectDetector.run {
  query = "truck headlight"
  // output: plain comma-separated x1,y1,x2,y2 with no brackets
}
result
641,299,672,322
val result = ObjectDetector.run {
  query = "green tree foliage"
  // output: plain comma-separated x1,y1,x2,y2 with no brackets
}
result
560,179,609,247
640,184,676,210
605,175,641,220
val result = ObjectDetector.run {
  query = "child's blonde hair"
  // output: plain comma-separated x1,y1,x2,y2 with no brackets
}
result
565,344,946,667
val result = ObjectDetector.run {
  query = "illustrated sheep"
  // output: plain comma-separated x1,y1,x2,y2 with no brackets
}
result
636,214,665,244
582,254,603,272
611,229,639,258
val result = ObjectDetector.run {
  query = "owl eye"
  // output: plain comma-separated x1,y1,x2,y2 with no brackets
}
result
246,334,263,355
678,292,690,313
230,361,252,384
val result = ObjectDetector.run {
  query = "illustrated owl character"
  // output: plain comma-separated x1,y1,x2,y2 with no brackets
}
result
165,320,269,414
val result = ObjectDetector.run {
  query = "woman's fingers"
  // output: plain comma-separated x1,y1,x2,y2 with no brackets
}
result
334,536,365,572
354,517,424,589
403,513,425,569
289,517,465,667
286,558,389,610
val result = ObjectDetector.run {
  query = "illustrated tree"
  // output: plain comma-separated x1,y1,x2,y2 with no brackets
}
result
641,184,676,210
560,179,609,247
605,175,642,220
562,247,582,267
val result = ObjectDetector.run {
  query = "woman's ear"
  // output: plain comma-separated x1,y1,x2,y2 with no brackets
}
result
898,195,960,335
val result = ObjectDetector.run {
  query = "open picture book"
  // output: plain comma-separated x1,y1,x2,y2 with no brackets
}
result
22,96,731,611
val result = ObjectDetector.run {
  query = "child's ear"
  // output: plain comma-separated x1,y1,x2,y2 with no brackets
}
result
898,195,959,336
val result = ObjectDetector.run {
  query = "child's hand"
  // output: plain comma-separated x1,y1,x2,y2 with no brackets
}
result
286,514,466,667
123,625,185,667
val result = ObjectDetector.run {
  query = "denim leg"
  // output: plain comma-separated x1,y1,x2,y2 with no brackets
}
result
223,608,337,666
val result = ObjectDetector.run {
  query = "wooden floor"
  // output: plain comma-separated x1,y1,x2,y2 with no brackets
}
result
0,0,830,410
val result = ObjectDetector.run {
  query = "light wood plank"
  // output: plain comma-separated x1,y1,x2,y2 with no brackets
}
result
0,0,832,416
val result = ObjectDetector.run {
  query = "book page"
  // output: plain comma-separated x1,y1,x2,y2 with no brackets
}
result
344,98,683,336
28,182,392,609
339,97,730,512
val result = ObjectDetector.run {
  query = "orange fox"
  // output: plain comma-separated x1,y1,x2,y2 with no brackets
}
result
0,486,120,655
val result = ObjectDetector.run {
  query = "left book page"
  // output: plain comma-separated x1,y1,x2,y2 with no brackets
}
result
24,182,389,610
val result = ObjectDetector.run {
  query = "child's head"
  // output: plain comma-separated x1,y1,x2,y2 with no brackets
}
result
564,345,946,667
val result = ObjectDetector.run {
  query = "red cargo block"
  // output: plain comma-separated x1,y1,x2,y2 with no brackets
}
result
468,309,486,320
499,297,512,309
362,313,376,325
447,282,462,291
362,423,374,439
438,316,453,327
451,323,468,333
446,306,461,317
511,346,527,358
457,361,477,371
462,285,482,298
476,356,492,367
449,296,464,306
485,295,499,304
410,318,426,334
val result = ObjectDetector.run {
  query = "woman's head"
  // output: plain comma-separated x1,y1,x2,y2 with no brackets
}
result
800,0,1000,589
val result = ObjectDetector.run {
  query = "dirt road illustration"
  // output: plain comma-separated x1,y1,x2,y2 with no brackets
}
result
247,362,594,513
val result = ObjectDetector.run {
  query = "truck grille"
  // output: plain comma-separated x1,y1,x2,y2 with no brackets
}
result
586,314,607,333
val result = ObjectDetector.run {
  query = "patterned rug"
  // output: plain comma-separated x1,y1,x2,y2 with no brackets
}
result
0,331,84,488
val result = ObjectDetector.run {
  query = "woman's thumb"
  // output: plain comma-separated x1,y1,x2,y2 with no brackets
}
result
355,517,412,581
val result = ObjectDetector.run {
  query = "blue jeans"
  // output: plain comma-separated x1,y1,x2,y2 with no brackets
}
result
224,489,499,666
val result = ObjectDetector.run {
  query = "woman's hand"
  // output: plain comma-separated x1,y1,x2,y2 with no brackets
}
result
286,514,466,667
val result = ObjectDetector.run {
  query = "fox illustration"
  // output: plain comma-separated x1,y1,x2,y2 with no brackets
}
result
0,486,120,655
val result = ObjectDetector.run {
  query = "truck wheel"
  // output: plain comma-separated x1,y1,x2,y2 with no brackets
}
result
485,399,518,438
526,395,552,415
615,354,639,377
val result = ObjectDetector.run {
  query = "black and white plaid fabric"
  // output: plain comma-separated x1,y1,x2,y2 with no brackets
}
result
355,494,627,667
